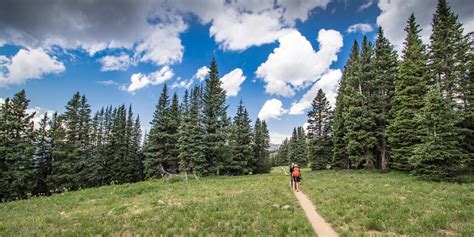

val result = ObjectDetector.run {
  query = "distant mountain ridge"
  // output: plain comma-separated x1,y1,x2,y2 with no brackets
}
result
269,143,280,152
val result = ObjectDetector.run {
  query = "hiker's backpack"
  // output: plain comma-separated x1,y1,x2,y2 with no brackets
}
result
293,167,301,177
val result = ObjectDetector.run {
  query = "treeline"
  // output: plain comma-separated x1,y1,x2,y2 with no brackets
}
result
275,0,473,181
0,58,271,201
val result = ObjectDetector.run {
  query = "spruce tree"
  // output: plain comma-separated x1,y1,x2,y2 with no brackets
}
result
144,85,170,178
131,115,144,182
178,90,192,173
60,92,82,190
276,138,290,166
388,14,429,171
166,93,181,173
110,105,134,183
257,120,271,173
373,27,398,170
34,113,52,195
47,112,68,192
228,100,253,175
429,0,473,175
332,41,359,169
202,58,229,175
0,90,36,200
343,36,377,168
411,87,466,180
307,89,333,170
429,0,470,103
187,87,207,175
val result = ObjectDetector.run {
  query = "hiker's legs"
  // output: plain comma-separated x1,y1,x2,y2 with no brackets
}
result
295,181,299,191
290,175,293,188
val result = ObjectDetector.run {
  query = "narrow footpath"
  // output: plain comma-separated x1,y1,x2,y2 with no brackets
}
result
293,190,339,237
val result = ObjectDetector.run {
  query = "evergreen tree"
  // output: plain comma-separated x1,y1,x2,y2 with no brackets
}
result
166,93,181,173
187,87,207,175
110,105,134,183
332,41,359,169
47,112,68,192
0,90,36,200
144,85,170,178
202,58,229,175
77,95,92,187
388,14,429,171
343,36,377,168
429,0,473,175
276,138,290,166
257,120,271,173
33,113,52,195
60,92,82,190
228,100,253,175
178,90,192,173
373,27,399,170
429,0,470,103
82,108,104,187
131,115,144,182
411,87,466,180
307,89,333,170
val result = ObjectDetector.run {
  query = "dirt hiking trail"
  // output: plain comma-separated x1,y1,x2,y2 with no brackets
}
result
294,190,339,237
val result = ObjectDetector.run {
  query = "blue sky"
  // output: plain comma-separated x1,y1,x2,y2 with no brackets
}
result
0,0,472,143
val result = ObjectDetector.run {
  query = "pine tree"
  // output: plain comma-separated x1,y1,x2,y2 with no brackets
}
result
276,138,290,166
388,14,429,171
166,93,181,173
307,89,333,170
228,100,253,175
0,90,36,200
202,58,229,175
429,0,473,175
187,87,207,175
131,115,144,182
144,85,170,178
33,113,52,195
429,0,470,103
332,41,359,169
343,36,377,168
110,105,135,183
60,92,82,190
47,112,67,192
373,27,399,170
82,108,104,187
77,95,92,187
178,90,192,173
411,87,466,180
257,120,271,173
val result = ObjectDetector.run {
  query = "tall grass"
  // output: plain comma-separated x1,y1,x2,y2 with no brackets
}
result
301,170,474,236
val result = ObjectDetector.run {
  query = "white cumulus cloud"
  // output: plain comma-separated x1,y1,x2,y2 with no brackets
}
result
135,19,187,66
0,48,65,86
125,66,174,93
256,29,343,97
289,69,342,115
347,23,374,33
173,0,330,51
98,53,136,71
194,66,210,81
220,68,246,97
258,98,288,120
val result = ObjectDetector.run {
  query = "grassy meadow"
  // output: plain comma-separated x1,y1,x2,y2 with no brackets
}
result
1,168,473,236
0,171,314,236
301,170,474,236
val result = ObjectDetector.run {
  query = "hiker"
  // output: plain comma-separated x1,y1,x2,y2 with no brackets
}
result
289,162,295,188
292,163,302,192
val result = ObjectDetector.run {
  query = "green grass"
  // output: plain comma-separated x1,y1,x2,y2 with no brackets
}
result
0,171,314,236
301,170,474,236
